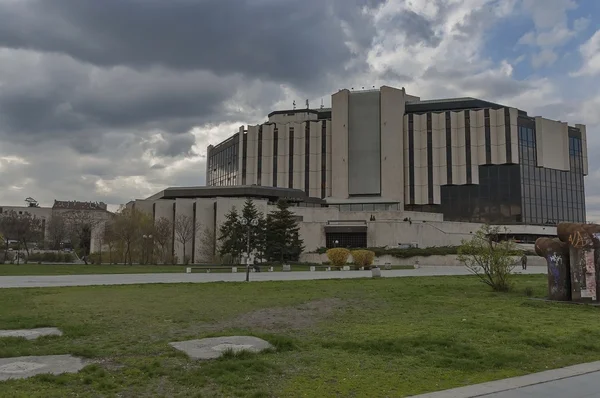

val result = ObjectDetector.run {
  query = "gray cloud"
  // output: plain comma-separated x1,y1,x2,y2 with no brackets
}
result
0,0,382,87
390,11,441,47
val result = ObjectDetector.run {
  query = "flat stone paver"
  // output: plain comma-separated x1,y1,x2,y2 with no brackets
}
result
170,336,273,359
0,355,86,381
0,327,62,340
411,360,600,397
0,266,546,289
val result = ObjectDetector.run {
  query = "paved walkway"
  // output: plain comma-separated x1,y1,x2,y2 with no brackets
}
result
0,266,545,288
412,361,600,397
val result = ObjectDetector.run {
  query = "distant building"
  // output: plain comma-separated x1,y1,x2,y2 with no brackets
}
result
127,85,587,263
0,200,112,253
207,85,587,225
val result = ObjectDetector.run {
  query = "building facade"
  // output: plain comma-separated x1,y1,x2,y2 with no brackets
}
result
0,200,111,254
207,85,587,226
126,85,588,263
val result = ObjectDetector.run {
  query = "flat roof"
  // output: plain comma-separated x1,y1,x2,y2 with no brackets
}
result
146,185,325,203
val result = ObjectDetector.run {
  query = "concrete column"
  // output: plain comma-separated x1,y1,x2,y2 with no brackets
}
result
246,125,259,185
331,89,349,199
380,86,405,203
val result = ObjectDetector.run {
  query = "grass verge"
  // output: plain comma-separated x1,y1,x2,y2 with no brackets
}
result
0,276,598,397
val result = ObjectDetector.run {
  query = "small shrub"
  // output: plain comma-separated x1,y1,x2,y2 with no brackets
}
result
351,250,375,270
326,248,350,268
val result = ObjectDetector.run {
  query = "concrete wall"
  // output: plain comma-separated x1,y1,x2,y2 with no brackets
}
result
535,117,570,171
300,253,547,267
348,90,381,195
268,111,318,124
380,86,405,203
331,89,350,198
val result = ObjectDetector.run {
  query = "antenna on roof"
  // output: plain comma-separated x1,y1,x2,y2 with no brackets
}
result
306,99,309,109
320,98,324,109
293,100,296,110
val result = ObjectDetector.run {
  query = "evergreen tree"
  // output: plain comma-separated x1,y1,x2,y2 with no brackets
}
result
240,199,266,263
265,200,304,262
218,207,244,262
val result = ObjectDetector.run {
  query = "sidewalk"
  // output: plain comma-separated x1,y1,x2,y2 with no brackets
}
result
0,265,546,288
411,361,600,397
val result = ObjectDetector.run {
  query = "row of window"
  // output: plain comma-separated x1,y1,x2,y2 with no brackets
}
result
207,137,239,187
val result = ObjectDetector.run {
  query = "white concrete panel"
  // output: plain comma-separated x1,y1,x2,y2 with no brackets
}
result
238,126,245,184
491,109,506,164
174,199,195,264
331,90,350,198
325,120,333,197
193,199,215,263
380,86,405,202
451,112,462,183
438,116,448,186
246,125,258,185
469,119,479,183
261,124,273,187
293,122,305,191
472,110,485,166
509,108,519,164
535,117,570,171
310,121,321,198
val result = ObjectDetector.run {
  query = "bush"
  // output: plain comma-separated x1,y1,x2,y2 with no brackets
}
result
326,248,350,268
351,250,375,269
458,225,520,292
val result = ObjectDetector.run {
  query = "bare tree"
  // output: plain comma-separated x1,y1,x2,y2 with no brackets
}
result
197,227,216,264
62,210,102,258
0,212,19,262
47,213,67,250
112,207,150,265
0,211,42,262
103,222,117,264
173,214,201,265
154,217,173,264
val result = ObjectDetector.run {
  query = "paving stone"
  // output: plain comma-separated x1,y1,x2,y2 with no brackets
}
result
170,336,273,360
0,327,62,340
0,355,86,381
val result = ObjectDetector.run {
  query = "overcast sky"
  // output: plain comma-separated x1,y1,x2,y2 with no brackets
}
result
0,0,599,217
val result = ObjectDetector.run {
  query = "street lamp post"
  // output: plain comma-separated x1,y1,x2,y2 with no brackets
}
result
240,218,259,282
334,240,339,248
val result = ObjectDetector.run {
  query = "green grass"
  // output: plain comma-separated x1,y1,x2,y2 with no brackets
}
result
0,264,414,276
1,276,600,397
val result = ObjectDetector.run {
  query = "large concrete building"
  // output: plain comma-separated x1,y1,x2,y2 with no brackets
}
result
129,85,587,263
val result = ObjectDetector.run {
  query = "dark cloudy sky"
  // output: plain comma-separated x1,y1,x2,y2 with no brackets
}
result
0,0,599,218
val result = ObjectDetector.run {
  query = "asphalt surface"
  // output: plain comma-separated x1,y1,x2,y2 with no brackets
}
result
412,361,600,398
0,266,545,288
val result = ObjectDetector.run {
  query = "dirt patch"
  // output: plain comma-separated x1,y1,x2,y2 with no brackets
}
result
221,298,345,332
176,298,347,337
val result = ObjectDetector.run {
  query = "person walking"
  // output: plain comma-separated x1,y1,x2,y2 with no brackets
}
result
521,254,528,270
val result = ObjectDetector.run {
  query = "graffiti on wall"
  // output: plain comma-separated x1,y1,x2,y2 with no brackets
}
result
569,231,589,248
547,253,562,294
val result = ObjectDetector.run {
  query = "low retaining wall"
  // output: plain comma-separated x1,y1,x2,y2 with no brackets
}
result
300,253,546,267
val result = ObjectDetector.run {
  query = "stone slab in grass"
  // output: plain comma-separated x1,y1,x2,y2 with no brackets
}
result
170,336,273,360
0,355,86,381
0,327,62,340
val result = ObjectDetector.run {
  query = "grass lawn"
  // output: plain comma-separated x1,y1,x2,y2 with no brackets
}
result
0,264,189,276
0,264,415,276
1,275,600,397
